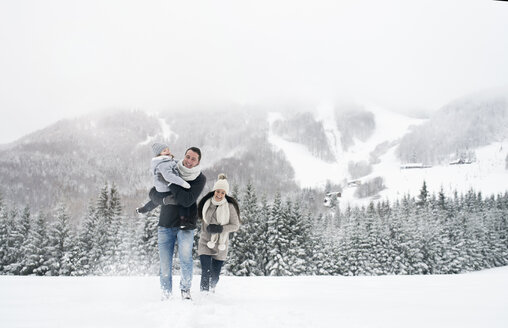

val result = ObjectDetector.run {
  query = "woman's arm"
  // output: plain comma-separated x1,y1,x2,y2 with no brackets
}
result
221,203,240,233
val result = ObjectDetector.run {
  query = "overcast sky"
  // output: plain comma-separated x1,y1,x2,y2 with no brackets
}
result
0,0,507,144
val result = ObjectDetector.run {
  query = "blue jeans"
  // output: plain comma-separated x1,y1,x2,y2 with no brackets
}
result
158,227,194,294
199,255,224,291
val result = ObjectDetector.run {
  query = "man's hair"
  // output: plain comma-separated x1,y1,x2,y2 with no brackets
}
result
186,147,202,162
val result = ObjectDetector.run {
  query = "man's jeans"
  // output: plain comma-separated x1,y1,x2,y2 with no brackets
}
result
158,227,194,294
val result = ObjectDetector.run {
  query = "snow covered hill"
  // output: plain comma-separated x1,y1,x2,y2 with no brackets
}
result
0,92,506,216
2,267,508,328
269,101,508,207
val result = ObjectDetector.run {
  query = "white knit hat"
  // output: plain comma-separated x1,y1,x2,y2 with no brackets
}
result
213,173,229,194
152,143,169,156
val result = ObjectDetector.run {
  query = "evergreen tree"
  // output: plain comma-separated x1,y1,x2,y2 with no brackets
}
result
3,207,28,274
76,202,100,275
417,181,428,206
2,208,21,274
227,183,260,276
265,193,292,276
138,210,160,275
0,195,10,274
18,207,35,275
47,204,76,276
26,212,50,276
257,196,271,275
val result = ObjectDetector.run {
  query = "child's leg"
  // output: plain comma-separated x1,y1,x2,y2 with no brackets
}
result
149,187,171,206
136,200,158,214
137,187,171,214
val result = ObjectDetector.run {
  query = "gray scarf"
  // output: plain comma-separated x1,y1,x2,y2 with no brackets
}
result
177,160,202,181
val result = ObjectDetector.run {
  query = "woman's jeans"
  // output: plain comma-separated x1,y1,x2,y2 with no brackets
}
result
158,227,194,294
199,255,224,291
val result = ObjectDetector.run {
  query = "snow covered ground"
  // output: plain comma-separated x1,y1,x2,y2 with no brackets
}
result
2,267,508,328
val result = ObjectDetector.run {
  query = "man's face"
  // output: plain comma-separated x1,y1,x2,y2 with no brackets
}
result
183,149,200,168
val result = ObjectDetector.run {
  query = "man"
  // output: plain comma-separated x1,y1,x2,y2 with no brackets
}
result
151,147,206,300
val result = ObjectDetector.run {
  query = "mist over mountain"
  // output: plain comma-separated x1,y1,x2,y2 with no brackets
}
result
1,92,507,220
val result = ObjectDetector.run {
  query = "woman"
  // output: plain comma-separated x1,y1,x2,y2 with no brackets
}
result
197,173,240,292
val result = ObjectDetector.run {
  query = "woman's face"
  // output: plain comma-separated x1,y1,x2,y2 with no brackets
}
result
214,189,226,202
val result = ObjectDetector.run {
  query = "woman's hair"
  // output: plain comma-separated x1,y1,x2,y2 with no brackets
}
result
197,191,241,223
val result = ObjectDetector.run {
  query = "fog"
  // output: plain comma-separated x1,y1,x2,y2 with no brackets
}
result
1,0,507,143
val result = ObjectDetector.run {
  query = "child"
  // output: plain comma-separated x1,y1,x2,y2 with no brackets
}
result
136,143,190,216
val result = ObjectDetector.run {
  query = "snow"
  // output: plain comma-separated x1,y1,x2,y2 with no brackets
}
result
268,105,508,207
137,114,179,147
2,267,508,328
157,117,178,142
369,141,508,203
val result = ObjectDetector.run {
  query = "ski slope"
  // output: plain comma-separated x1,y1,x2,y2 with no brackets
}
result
268,107,508,207
2,267,508,328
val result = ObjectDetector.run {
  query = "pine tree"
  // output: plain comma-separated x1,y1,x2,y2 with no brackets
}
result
257,196,270,275
47,204,76,276
27,212,50,276
265,193,292,276
286,200,312,275
139,210,160,275
2,208,22,274
417,181,428,206
227,183,261,276
76,202,100,275
18,207,35,275
0,195,10,274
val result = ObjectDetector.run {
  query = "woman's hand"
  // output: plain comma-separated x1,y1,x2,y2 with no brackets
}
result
206,224,223,234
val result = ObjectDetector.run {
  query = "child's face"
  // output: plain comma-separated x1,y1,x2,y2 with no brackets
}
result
160,148,171,156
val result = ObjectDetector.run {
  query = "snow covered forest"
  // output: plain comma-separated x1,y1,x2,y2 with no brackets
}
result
1,182,507,277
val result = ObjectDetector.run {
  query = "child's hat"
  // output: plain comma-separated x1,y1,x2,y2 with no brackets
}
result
152,143,169,156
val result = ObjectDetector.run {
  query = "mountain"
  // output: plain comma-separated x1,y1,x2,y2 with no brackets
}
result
0,107,300,218
1,93,507,219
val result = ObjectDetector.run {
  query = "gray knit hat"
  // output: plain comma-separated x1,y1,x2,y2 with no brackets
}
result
152,143,169,156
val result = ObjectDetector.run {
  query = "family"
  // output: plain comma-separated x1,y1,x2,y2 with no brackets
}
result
136,143,240,300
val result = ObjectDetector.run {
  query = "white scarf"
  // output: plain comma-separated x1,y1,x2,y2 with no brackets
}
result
177,160,201,181
202,197,230,225
202,197,230,250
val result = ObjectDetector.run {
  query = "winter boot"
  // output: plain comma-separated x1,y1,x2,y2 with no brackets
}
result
181,289,192,300
161,290,171,301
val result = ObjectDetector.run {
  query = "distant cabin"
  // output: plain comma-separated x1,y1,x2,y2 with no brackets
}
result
347,180,361,187
449,159,473,165
400,163,432,169
323,191,341,207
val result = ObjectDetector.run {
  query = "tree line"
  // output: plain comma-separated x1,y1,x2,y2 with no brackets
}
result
1,182,507,276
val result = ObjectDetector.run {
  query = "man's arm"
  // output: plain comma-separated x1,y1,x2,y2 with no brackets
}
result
168,174,206,207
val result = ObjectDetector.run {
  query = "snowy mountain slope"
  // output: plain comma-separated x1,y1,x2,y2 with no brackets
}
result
268,103,508,207
340,140,508,207
2,267,508,328
268,105,425,187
